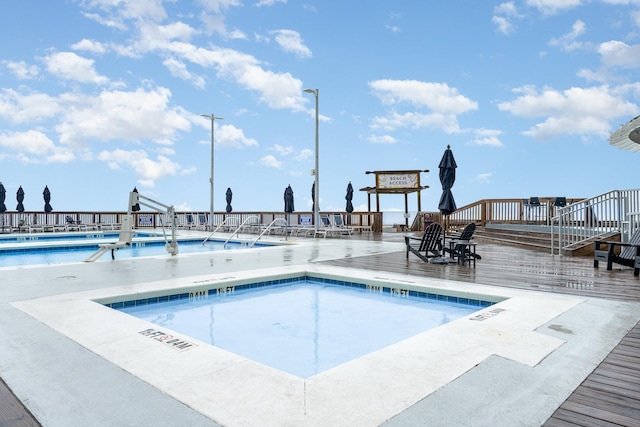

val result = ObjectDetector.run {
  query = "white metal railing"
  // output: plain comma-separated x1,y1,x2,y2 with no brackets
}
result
202,216,245,245
218,215,261,247
551,189,640,255
248,217,289,247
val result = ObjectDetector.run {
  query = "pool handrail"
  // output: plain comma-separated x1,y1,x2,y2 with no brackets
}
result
248,218,288,248
203,215,261,246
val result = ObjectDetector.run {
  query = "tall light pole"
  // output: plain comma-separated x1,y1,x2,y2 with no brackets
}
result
304,88,319,232
201,113,223,229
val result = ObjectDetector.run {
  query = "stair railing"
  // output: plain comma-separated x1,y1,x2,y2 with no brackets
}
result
551,189,640,255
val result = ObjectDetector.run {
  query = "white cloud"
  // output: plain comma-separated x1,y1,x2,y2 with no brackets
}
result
369,79,478,114
73,4,309,112
84,0,167,23
492,2,523,35
163,57,206,88
271,30,312,58
370,111,463,134
259,154,282,168
270,144,294,155
498,85,639,139
526,0,582,16
255,0,287,6
492,16,515,35
199,0,243,14
0,89,61,124
72,39,108,54
494,1,520,15
44,52,109,85
471,129,505,147
81,12,127,31
473,173,492,184
215,124,258,148
98,149,191,182
55,87,191,147
548,20,586,51
295,148,313,161
368,134,398,144
598,40,640,69
0,130,75,163
3,60,39,80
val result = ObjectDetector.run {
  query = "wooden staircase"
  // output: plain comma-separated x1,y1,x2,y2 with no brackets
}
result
472,224,597,256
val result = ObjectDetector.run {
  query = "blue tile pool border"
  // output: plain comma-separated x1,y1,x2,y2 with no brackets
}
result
103,275,497,310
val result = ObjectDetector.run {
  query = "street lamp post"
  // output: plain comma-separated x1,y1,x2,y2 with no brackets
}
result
303,88,319,232
201,113,223,229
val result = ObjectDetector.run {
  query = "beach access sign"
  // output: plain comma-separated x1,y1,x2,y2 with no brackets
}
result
376,172,420,190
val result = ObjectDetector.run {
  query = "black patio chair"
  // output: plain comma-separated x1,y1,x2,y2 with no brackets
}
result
405,222,443,262
594,229,640,276
445,222,482,261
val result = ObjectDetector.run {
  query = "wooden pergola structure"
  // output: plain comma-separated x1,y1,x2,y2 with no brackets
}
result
360,169,429,228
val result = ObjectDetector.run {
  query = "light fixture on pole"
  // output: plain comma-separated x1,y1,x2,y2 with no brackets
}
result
303,88,319,232
200,113,223,229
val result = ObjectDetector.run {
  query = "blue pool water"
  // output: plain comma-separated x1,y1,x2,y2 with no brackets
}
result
0,231,121,243
0,232,131,243
0,239,259,267
117,279,481,378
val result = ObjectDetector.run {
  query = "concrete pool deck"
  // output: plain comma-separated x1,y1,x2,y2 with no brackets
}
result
1,231,639,426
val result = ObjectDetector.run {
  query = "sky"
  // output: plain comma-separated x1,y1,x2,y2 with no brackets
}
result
1,0,640,216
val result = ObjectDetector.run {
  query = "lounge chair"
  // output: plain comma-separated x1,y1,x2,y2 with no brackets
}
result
314,214,352,238
405,222,443,262
314,214,335,238
445,222,481,261
594,229,640,276
65,215,86,231
180,213,195,229
332,213,352,235
196,213,208,231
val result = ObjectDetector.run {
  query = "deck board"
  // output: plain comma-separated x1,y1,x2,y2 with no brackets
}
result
321,240,640,426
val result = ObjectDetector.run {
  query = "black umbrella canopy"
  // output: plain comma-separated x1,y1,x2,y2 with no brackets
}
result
225,187,233,213
43,185,53,213
284,185,295,213
437,145,457,216
0,182,6,213
16,186,25,213
345,182,354,213
311,182,316,213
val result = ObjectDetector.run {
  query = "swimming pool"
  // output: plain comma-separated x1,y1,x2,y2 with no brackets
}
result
0,236,271,267
15,264,576,426
115,277,486,378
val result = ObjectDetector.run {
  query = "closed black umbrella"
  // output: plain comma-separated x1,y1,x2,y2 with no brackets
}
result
225,188,233,213
0,182,6,213
437,145,457,259
345,182,354,213
16,186,25,213
284,185,294,240
311,182,316,214
43,186,53,213
284,185,294,213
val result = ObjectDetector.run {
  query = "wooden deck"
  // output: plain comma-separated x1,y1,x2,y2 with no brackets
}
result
321,241,640,426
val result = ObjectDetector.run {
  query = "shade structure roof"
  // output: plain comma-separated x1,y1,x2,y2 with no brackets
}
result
610,115,640,152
